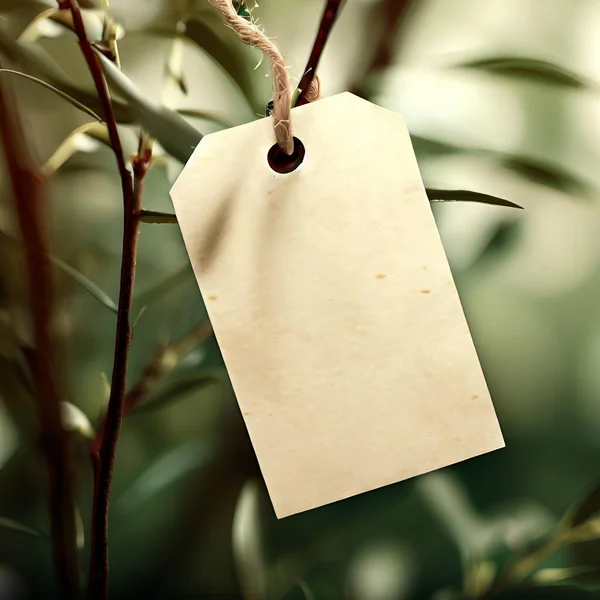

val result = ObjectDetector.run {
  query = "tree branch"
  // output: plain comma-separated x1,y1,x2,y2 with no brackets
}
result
0,68,80,599
58,1,139,598
295,0,344,106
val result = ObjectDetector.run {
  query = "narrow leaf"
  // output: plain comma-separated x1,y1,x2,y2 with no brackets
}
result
568,519,600,543
18,8,69,43
561,484,600,530
94,50,203,163
471,221,522,269
0,29,133,122
532,566,600,586
134,265,191,307
177,108,233,128
232,481,267,600
426,189,523,209
19,8,124,44
411,135,461,157
50,256,118,314
0,69,102,121
183,17,261,111
163,29,186,108
132,371,222,414
411,134,593,199
0,517,45,539
501,156,593,198
42,122,109,176
459,56,592,89
133,306,147,329
139,210,178,224
117,441,213,513
48,9,125,42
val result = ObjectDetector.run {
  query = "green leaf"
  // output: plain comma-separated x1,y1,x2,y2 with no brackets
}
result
117,441,213,513
0,68,102,121
139,210,178,224
426,189,523,209
501,156,593,198
132,306,147,329
561,484,600,530
471,221,522,269
411,135,461,158
177,108,233,128
532,566,600,586
568,519,600,543
50,255,118,314
132,371,222,414
144,191,522,225
232,481,267,600
163,27,187,109
411,135,594,199
134,265,192,307
0,28,132,123
42,121,110,176
47,9,125,43
93,50,203,163
0,517,45,539
458,56,592,89
18,7,124,44
183,16,261,111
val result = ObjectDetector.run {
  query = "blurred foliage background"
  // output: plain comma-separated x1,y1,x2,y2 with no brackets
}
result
1,0,600,598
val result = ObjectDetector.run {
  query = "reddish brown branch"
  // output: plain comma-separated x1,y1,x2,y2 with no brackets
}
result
295,0,344,106
60,1,140,599
0,71,80,599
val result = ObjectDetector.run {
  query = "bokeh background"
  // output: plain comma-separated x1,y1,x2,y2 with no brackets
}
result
1,0,600,598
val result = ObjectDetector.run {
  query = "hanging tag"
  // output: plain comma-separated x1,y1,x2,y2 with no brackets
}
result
170,93,504,518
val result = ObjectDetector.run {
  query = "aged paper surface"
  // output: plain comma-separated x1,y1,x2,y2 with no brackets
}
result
170,93,504,518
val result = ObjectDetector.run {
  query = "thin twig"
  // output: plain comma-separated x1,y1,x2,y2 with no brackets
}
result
350,0,414,98
295,0,344,106
0,69,80,599
89,320,213,455
59,1,139,598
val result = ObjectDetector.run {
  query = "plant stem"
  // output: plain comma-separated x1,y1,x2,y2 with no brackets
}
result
0,70,80,599
295,0,344,106
59,2,139,598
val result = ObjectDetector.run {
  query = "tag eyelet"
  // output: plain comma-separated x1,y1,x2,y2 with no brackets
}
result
267,137,305,174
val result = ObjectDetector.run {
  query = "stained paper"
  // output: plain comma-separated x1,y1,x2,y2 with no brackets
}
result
170,93,504,518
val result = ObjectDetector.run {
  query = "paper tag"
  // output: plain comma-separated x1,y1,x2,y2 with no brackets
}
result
170,93,504,518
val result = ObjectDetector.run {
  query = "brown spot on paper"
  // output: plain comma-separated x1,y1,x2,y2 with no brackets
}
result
420,290,431,294
376,274,386,280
